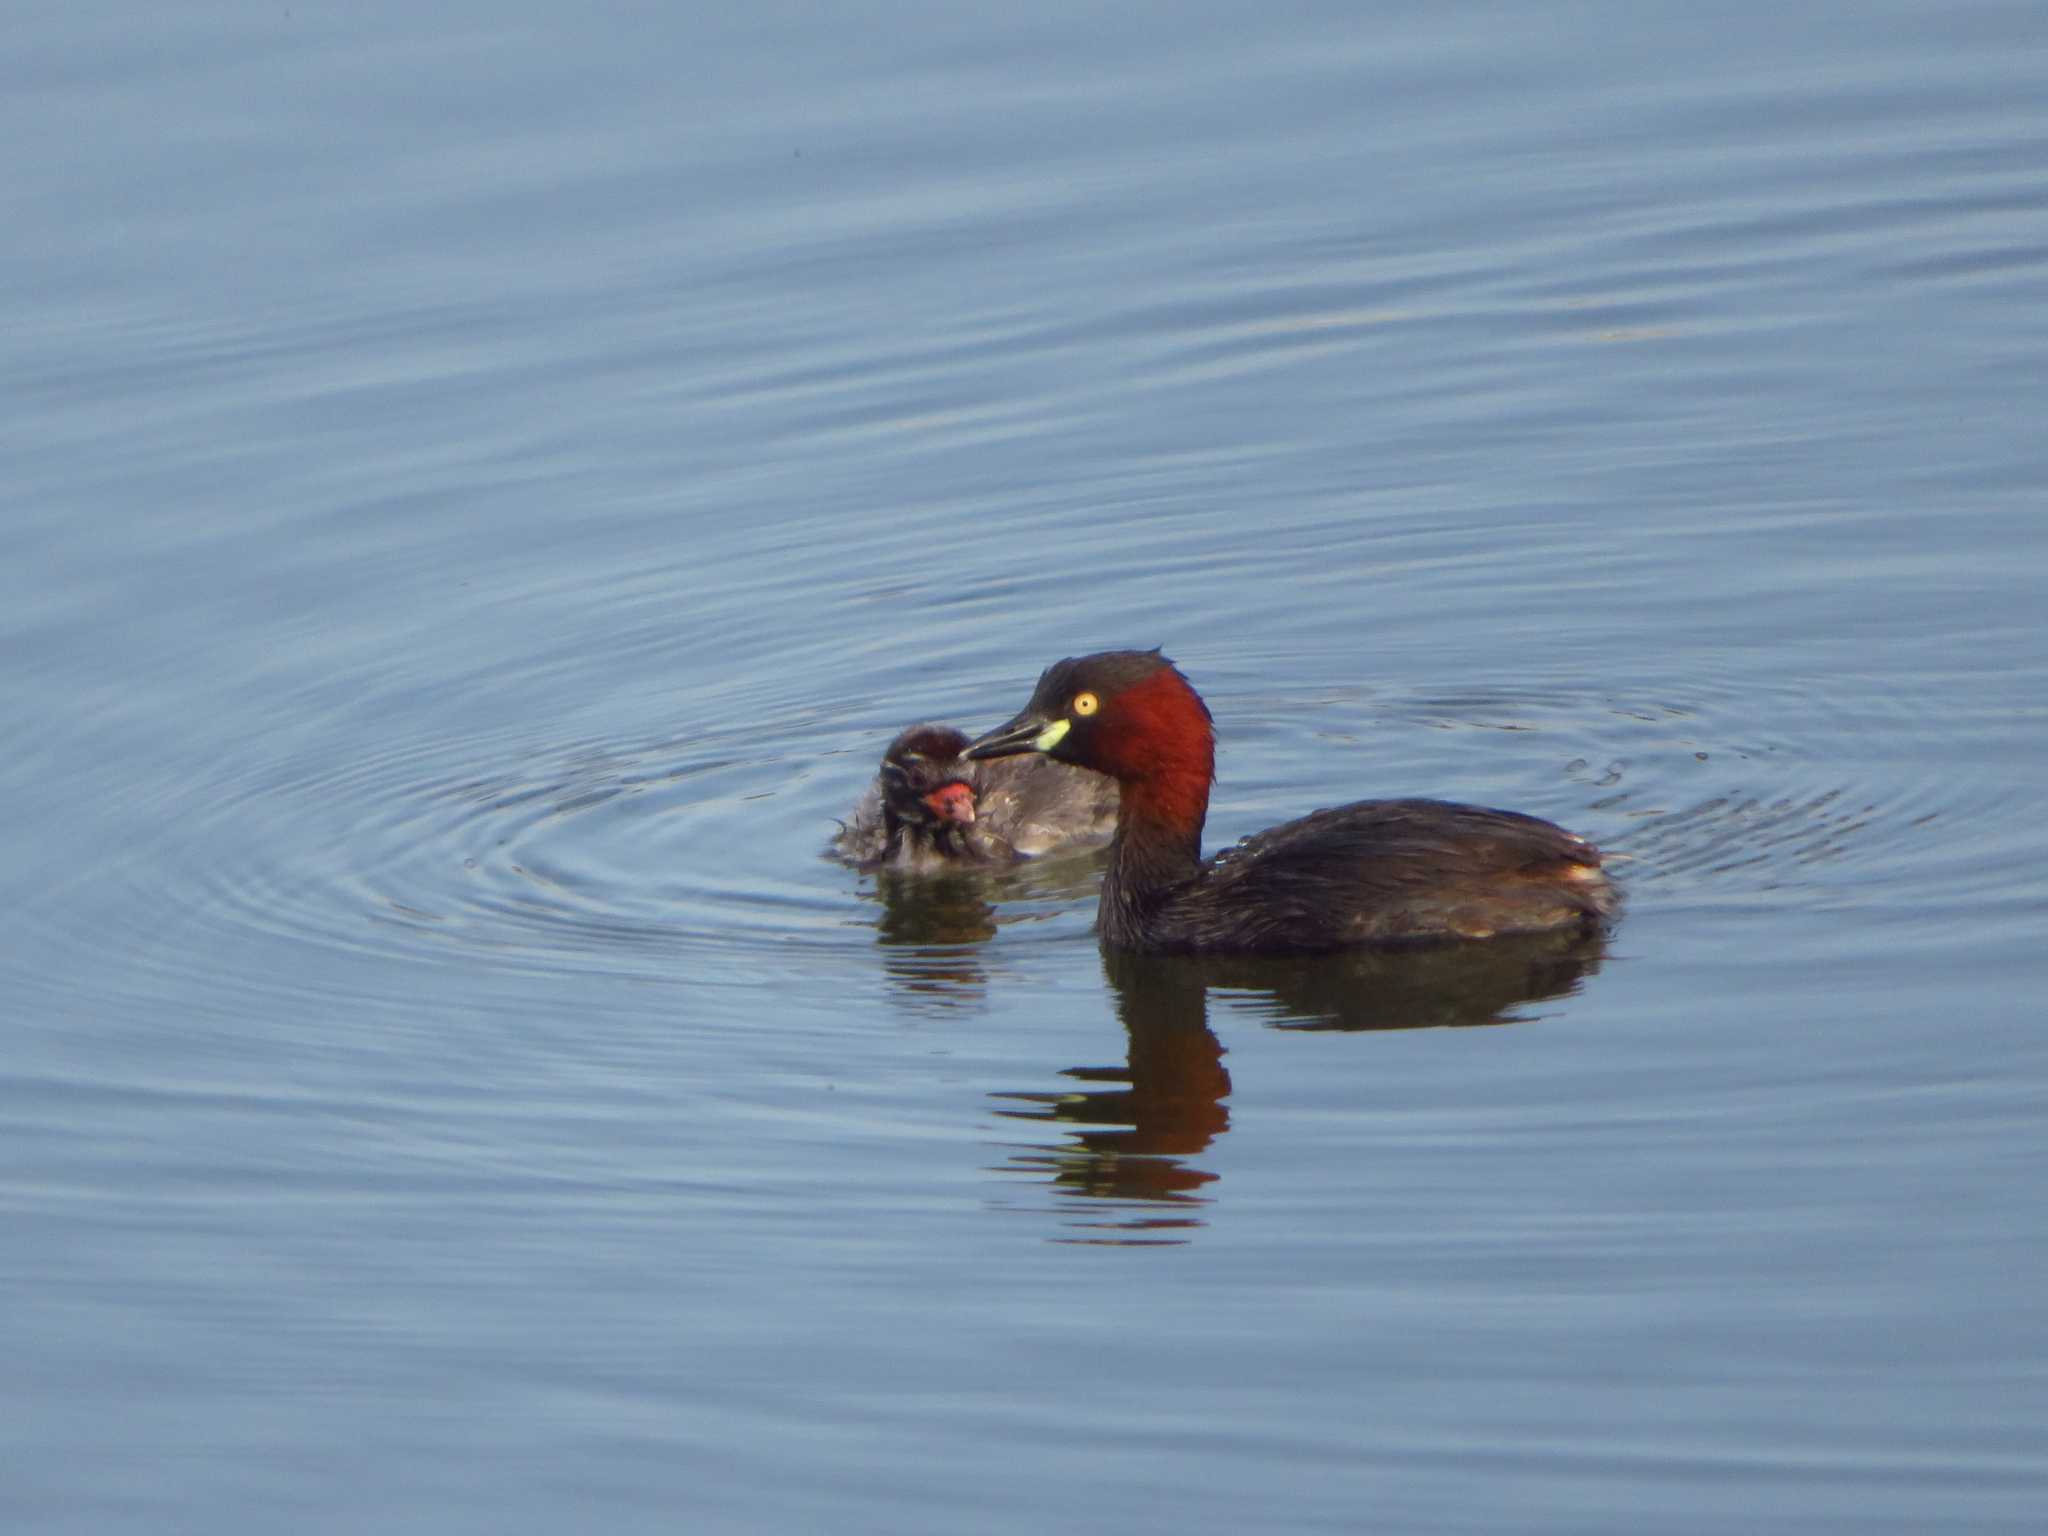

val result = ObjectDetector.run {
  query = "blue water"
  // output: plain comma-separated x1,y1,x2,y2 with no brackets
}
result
5,2,2047,1531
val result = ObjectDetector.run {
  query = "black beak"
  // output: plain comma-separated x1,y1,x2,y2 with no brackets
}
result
963,709,1052,761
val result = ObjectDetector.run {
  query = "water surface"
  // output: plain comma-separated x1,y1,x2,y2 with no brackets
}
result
5,2,2047,1531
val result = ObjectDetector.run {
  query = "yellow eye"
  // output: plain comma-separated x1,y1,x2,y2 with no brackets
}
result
1072,691,1099,717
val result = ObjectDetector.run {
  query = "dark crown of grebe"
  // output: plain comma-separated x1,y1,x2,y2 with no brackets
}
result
964,649,1616,954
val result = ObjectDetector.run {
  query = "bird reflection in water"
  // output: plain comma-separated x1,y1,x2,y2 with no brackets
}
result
990,951,1231,1244
862,857,1108,1010
994,930,1609,1245
868,871,999,1007
857,862,1608,1243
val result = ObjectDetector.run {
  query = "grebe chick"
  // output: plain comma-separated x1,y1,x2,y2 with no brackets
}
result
831,723,1118,872
963,650,1617,953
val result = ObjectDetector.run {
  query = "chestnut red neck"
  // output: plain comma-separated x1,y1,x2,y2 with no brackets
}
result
1099,666,1213,825
1093,667,1213,916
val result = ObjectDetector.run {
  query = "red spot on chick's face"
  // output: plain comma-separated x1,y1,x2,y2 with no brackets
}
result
922,781,976,825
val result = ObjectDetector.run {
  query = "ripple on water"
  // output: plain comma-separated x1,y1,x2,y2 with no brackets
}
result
1568,675,2016,922
53,660,1134,1028
93,712,867,1009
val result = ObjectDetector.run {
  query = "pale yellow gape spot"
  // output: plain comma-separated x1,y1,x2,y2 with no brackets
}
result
1033,690,1097,751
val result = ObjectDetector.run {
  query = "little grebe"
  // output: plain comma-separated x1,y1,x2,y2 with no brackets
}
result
832,722,1118,872
963,650,1616,952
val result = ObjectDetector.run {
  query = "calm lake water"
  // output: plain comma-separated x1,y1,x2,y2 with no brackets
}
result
6,2,2047,1531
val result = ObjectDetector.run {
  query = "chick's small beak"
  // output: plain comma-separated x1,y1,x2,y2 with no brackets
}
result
964,709,1065,761
921,782,976,825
